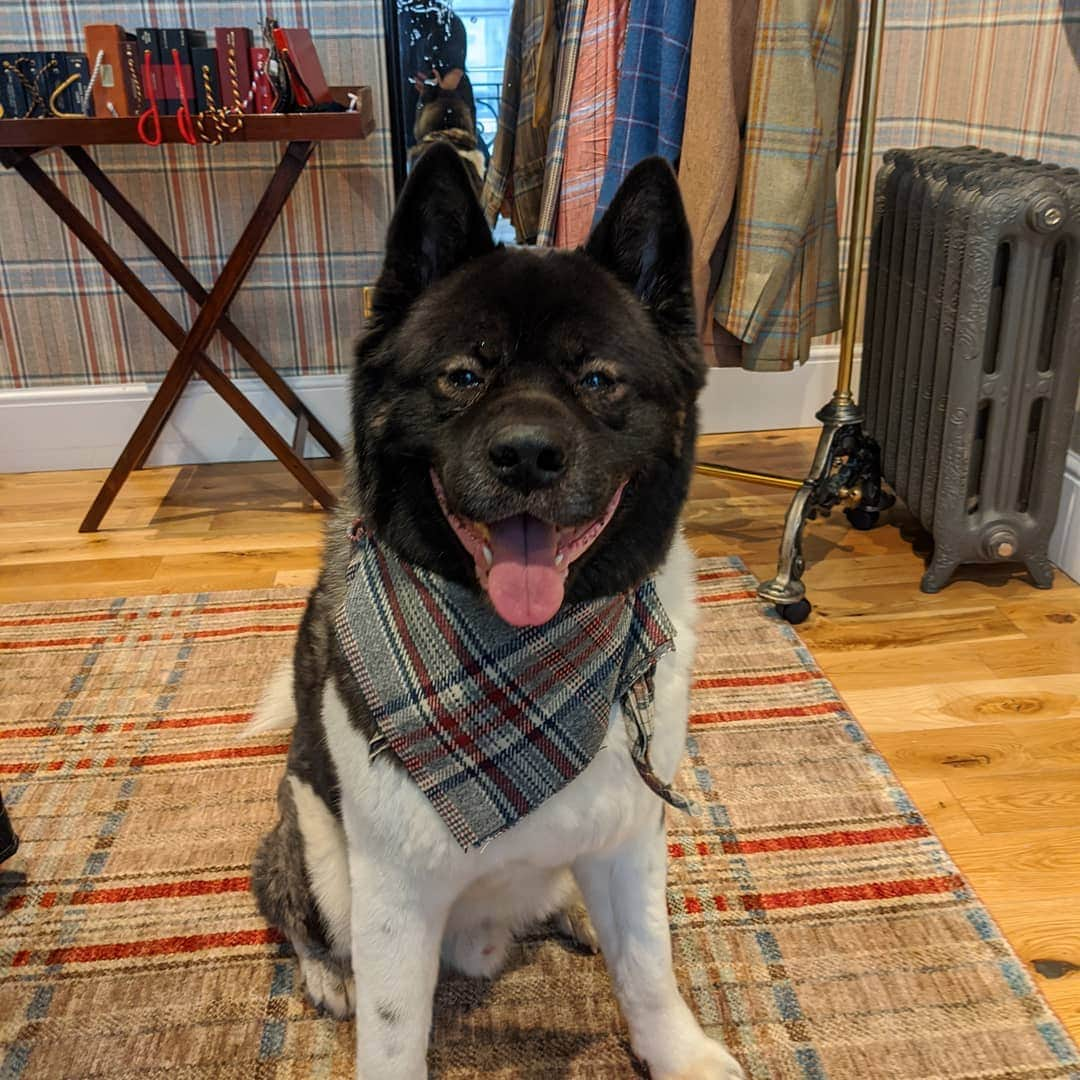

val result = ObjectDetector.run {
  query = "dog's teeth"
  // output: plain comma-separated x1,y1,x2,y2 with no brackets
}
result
483,545,493,567
555,552,565,567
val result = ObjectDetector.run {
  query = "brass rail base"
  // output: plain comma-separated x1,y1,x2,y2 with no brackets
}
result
755,394,892,623
693,463,803,490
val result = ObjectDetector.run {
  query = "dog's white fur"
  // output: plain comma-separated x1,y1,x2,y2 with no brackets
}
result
252,531,744,1079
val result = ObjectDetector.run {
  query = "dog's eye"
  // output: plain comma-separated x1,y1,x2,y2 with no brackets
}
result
446,368,483,390
580,370,615,391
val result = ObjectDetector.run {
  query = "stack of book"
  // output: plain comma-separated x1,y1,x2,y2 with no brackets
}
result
1,51,94,118
0,25,331,119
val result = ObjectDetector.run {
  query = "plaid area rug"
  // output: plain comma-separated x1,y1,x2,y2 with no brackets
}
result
1,558,1077,1080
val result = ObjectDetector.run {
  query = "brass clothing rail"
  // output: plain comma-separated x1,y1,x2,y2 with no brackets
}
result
696,0,890,623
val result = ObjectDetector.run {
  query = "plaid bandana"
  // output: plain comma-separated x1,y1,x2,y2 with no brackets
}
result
334,523,694,850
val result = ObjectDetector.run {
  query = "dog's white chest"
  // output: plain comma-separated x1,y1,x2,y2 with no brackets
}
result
322,532,697,883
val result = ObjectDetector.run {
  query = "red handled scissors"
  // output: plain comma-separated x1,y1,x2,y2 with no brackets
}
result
136,47,198,146
136,49,161,146
170,47,197,145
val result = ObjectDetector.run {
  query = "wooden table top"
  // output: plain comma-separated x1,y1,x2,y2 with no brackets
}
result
0,86,375,149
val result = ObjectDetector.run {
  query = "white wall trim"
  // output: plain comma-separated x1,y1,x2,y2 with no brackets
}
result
697,344,858,435
1,345,856,474
0,374,347,474
1049,450,1080,585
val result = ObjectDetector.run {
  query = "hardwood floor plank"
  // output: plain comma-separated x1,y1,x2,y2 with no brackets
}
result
800,605,1026,652
844,675,1080,733
895,778,982,843
0,555,162,589
945,770,1080,834
985,897,1080,1033
871,716,1080,783
934,828,1080,903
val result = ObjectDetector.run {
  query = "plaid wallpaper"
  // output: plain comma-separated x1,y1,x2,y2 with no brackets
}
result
829,0,1079,343
0,1,394,389
0,1,1077,388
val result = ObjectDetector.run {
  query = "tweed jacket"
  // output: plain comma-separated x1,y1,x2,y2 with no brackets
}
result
710,0,858,371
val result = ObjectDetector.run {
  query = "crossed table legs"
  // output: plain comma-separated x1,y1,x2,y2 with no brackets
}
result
4,139,341,531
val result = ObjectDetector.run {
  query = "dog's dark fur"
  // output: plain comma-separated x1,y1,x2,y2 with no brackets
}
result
253,140,702,1001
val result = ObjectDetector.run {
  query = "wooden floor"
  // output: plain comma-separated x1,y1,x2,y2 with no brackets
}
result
2,428,1078,1040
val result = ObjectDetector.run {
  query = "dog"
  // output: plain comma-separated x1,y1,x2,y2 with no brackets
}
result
249,141,744,1080
408,68,485,197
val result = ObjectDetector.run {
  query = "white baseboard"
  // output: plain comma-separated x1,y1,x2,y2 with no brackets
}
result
0,345,853,474
697,344,858,434
0,374,349,473
1049,450,1080,585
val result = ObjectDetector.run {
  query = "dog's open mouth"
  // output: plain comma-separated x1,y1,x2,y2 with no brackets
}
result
432,474,625,628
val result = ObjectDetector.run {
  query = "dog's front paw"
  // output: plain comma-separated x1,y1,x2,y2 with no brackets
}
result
650,1038,745,1080
298,953,355,1019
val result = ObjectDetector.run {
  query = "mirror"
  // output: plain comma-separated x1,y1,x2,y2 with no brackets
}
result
383,0,513,241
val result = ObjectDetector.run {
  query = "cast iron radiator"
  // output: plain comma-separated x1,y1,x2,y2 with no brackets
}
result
860,146,1080,592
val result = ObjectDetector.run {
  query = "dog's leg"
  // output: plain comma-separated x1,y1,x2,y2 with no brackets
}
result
573,816,744,1080
252,773,355,1018
347,847,450,1080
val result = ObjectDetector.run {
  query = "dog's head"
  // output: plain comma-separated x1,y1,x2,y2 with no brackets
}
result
413,69,474,141
351,142,704,626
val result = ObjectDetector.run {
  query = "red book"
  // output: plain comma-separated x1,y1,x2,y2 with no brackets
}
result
249,47,274,113
214,27,252,111
272,27,331,107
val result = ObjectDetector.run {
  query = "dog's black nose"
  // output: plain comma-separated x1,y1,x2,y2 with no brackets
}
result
488,426,566,490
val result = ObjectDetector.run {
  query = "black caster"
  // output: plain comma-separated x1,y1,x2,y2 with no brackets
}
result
844,506,880,531
776,598,811,625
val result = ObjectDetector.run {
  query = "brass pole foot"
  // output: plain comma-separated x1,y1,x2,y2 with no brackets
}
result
757,394,894,623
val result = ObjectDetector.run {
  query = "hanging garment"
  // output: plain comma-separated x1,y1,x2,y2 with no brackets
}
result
482,0,566,243
535,0,589,245
334,521,689,851
550,0,630,248
710,0,859,371
677,0,759,349
592,0,696,223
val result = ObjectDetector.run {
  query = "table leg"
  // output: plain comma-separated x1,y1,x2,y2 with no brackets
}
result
127,140,319,472
62,145,342,462
11,145,337,531
12,155,201,514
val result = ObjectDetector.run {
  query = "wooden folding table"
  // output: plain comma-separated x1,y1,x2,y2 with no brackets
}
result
0,96,375,531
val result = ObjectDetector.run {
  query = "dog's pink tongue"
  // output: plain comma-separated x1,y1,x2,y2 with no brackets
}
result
486,515,563,627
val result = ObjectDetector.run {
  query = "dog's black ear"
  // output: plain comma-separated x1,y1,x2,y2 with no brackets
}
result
373,141,495,326
584,158,695,333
